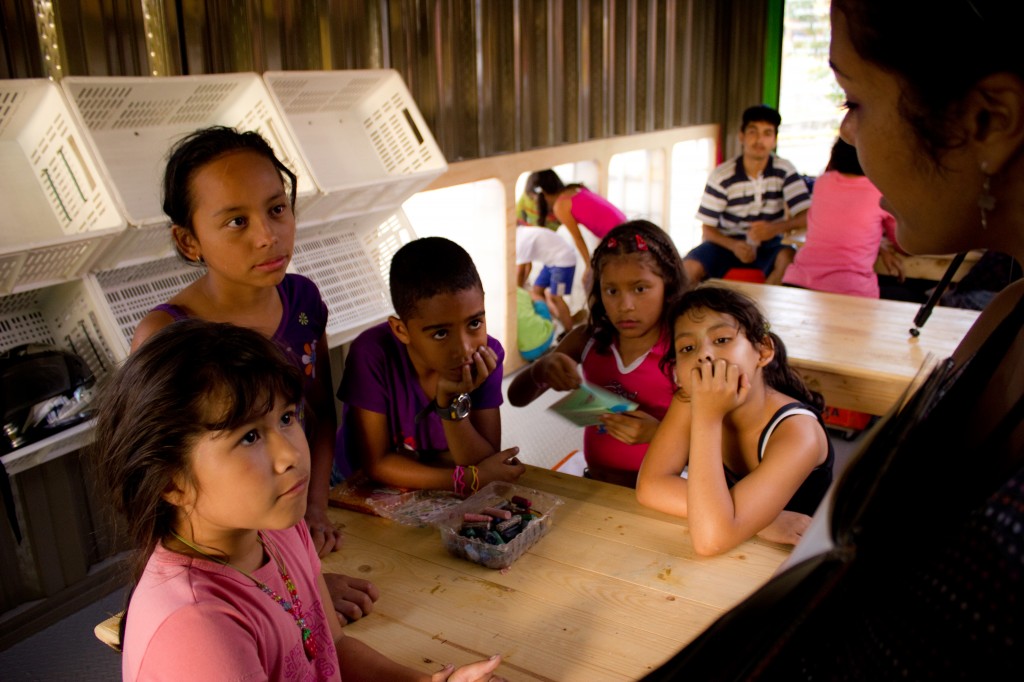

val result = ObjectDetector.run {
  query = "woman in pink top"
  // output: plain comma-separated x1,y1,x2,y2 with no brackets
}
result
782,138,898,298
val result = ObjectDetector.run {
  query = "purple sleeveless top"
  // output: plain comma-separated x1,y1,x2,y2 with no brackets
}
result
150,273,328,404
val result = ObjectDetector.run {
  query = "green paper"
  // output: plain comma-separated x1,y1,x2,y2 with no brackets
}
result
548,381,639,427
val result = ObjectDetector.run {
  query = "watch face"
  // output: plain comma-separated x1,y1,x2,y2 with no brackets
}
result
451,393,471,419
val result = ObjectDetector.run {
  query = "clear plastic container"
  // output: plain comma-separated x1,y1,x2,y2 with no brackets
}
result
438,481,563,569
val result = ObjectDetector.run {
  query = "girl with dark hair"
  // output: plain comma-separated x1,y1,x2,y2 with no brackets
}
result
782,137,899,297
509,220,688,488
97,320,506,682
130,126,377,620
636,286,833,556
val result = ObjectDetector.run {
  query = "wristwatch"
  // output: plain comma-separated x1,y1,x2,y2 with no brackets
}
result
436,393,472,421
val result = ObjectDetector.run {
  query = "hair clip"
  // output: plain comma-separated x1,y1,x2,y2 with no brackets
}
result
606,237,618,248
635,234,648,251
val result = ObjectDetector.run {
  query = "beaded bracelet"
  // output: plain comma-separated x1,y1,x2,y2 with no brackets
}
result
453,465,466,496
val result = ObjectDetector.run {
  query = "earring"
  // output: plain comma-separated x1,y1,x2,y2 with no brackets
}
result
979,161,996,230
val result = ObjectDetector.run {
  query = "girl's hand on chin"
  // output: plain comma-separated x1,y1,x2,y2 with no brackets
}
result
689,359,750,417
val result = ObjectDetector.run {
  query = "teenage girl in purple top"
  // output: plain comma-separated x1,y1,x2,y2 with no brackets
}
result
130,126,378,623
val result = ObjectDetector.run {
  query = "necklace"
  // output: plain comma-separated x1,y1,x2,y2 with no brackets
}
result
170,530,318,661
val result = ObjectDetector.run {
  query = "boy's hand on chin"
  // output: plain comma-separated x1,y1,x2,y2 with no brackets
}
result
438,345,498,403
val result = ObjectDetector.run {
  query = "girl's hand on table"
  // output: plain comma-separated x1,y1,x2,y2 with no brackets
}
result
432,654,506,682
599,410,659,444
756,510,812,546
306,505,342,556
323,573,380,624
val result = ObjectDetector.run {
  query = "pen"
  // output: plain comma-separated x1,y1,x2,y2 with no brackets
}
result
909,252,967,337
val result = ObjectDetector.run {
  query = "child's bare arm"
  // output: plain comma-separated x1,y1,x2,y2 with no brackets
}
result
306,333,341,556
129,309,175,352
320,574,506,682
685,359,825,555
348,407,523,491
635,396,693,515
507,327,587,406
349,407,459,490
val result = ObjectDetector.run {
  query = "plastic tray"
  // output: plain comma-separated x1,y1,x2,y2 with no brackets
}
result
438,481,563,569
368,490,465,527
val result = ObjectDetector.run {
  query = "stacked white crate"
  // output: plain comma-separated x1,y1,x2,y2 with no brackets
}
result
1,70,448,473
59,72,318,269
0,79,127,472
0,79,125,294
262,70,448,338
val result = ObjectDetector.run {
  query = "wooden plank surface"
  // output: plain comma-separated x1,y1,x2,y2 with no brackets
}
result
710,280,978,414
324,467,789,681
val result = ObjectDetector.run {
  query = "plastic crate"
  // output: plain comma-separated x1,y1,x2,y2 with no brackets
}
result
262,70,447,225
89,256,204,354
438,481,563,570
291,210,415,347
59,73,319,267
0,280,123,473
0,80,125,290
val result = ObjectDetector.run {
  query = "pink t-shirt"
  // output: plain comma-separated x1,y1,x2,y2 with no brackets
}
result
123,523,340,682
580,331,674,472
782,171,897,298
567,187,627,239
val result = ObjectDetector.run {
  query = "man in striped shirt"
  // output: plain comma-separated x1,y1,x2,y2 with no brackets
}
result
684,105,812,284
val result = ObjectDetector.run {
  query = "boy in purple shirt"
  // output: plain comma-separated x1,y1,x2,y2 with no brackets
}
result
336,237,525,493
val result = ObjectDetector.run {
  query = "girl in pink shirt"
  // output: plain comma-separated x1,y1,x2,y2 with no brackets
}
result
509,221,688,487
94,320,505,682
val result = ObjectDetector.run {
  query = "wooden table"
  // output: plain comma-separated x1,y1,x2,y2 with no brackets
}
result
324,467,790,681
711,280,979,415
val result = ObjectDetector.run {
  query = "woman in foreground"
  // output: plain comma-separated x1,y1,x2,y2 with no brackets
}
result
644,0,1023,677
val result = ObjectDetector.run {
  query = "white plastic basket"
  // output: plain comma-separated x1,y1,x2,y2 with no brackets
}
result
89,256,204,353
0,80,125,289
0,231,120,295
291,210,415,347
0,280,122,381
262,70,447,225
59,73,320,268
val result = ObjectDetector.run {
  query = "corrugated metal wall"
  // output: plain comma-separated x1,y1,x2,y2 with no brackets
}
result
1,0,768,160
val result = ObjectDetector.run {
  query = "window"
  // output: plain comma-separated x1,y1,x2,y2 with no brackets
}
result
776,0,841,176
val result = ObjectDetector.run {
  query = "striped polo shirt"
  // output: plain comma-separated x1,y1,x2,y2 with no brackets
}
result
696,155,812,238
